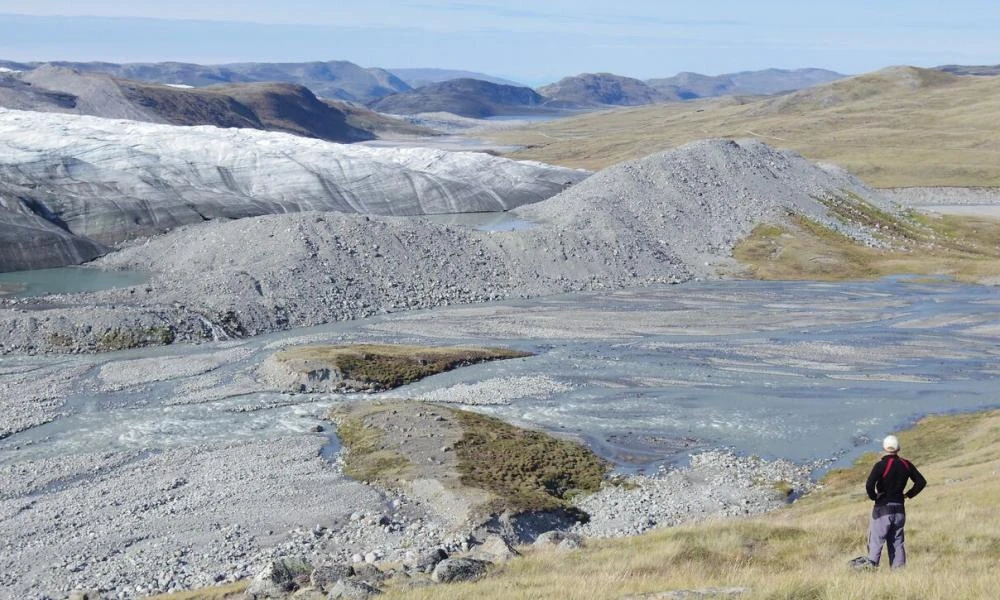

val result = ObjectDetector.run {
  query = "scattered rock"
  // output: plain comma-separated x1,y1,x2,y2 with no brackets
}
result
327,579,382,599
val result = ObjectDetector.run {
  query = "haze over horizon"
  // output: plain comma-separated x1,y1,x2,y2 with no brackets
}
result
1,1,999,85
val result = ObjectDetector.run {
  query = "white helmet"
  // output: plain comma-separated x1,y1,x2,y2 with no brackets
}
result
883,435,900,452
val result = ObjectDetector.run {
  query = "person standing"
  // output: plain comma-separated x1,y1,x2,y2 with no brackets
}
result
865,434,927,568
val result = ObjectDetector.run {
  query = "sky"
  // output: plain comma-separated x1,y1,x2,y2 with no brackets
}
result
1,1,998,85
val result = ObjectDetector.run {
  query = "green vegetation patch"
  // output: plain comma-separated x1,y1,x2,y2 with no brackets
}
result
276,343,530,391
96,326,175,351
451,410,611,514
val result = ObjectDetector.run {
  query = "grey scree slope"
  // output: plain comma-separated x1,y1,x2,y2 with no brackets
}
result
0,138,896,355
0,108,585,271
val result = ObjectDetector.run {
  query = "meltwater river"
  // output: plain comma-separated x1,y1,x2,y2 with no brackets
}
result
2,276,998,474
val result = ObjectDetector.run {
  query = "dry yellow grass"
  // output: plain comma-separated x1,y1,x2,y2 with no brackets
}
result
380,409,1000,599
144,581,247,600
492,67,1000,188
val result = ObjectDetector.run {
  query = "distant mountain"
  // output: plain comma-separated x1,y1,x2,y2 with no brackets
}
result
0,65,375,142
935,64,1000,76
389,68,524,89
368,78,552,118
0,59,411,103
647,68,846,99
537,73,669,106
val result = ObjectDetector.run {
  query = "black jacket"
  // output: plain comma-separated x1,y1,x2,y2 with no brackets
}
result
866,453,927,506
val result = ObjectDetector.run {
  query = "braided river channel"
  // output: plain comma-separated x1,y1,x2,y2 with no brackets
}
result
2,276,998,473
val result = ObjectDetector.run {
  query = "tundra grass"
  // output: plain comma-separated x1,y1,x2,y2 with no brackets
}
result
331,402,610,513
332,406,412,483
451,410,610,514
378,409,1000,600
274,343,530,390
491,69,1000,188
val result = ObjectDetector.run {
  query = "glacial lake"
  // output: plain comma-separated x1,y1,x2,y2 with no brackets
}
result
2,277,998,477
0,266,148,297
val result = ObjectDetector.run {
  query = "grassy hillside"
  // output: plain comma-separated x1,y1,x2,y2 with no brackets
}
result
380,408,1000,599
493,67,1000,188
732,199,1000,283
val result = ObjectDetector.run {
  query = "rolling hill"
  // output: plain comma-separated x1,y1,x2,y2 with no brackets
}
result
493,66,1000,187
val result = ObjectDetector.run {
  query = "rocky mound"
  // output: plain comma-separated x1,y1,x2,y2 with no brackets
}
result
538,72,668,106
369,78,550,118
0,109,585,270
0,138,900,354
515,138,888,272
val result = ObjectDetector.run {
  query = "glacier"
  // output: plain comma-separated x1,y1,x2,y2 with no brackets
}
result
0,108,587,272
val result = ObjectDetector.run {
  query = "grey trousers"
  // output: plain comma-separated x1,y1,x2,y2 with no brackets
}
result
868,506,906,568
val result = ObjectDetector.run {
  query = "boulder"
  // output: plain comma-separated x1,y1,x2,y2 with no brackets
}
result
431,557,492,584
468,534,519,562
311,564,355,591
410,547,448,574
246,557,314,598
533,530,585,550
